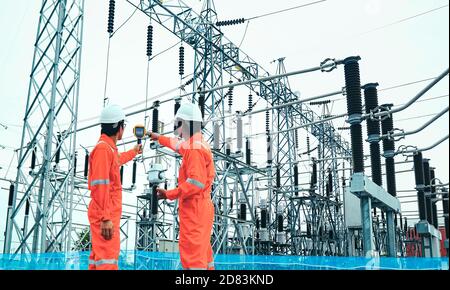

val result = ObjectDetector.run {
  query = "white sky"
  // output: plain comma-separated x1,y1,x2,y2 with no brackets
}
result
0,0,448,251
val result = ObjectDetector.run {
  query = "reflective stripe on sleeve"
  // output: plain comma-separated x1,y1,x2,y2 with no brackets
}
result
186,178,205,189
90,179,110,186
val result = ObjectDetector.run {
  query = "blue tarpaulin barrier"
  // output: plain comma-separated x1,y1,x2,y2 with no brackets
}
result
0,251,447,270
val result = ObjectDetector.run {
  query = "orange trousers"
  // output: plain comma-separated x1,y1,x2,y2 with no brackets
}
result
179,198,215,270
88,219,120,270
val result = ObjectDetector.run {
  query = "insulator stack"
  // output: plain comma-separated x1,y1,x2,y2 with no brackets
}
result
265,110,270,133
240,203,247,221
413,152,427,221
213,123,221,150
216,18,245,27
146,25,153,57
442,188,449,240
256,216,260,230
294,164,299,196
230,191,234,210
261,209,267,228
152,101,159,133
132,160,137,185
306,223,312,238
363,83,383,187
120,166,124,184
25,198,30,216
277,214,283,232
422,159,433,225
266,135,273,164
245,138,251,165
226,141,231,169
295,129,299,149
55,134,61,164
73,153,77,175
84,152,89,178
335,194,340,212
310,100,331,106
227,80,233,110
430,168,438,228
306,136,311,158
31,146,36,170
276,166,281,189
404,217,408,232
199,93,205,119
108,0,116,34
311,161,318,187
236,115,243,152
174,100,181,132
151,185,158,215
8,184,14,207
183,68,204,88
344,56,364,173
248,94,253,112
327,171,333,197
174,100,181,115
380,104,397,197
179,46,185,76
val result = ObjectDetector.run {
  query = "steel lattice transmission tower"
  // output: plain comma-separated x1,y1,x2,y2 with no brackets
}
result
4,0,85,254
131,0,351,255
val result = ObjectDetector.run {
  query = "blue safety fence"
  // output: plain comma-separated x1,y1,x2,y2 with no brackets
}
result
0,251,448,270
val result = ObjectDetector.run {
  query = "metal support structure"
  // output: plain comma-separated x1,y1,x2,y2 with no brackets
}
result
4,0,85,254
127,0,351,256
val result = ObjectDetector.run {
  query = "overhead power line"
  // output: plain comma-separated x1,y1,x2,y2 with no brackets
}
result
396,112,447,123
247,0,327,21
217,0,327,26
360,4,449,35
110,6,139,37
378,77,437,92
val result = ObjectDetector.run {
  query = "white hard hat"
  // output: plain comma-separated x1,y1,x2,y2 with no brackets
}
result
100,104,126,124
175,102,203,122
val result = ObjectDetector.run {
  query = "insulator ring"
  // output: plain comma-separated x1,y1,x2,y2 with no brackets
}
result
107,0,116,34
228,80,233,108
216,18,245,27
179,46,185,76
147,25,153,57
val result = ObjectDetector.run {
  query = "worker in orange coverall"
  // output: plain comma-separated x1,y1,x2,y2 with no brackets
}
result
88,104,142,270
148,102,215,270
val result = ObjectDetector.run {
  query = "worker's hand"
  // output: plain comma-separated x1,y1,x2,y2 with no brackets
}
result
101,220,114,240
156,188,167,199
147,131,159,141
133,144,143,155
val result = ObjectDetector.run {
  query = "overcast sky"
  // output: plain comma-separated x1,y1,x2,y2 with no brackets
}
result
0,0,448,252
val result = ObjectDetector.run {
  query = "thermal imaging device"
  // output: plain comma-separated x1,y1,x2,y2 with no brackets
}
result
133,125,146,144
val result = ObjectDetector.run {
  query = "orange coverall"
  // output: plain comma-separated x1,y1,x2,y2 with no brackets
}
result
87,134,137,270
158,132,215,270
